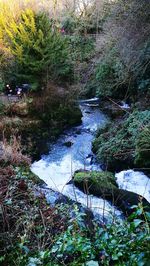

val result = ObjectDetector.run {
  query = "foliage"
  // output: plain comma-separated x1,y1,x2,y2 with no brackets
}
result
93,204,150,265
68,35,95,63
93,110,150,170
135,125,150,167
0,166,68,265
0,9,72,90
61,0,112,35
86,0,150,100
95,47,128,98
51,205,93,264
0,78,4,93
0,163,150,265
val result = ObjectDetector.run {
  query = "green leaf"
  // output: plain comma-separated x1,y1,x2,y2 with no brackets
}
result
0,256,5,262
112,254,119,260
145,212,150,221
133,219,143,228
111,239,117,245
85,261,99,266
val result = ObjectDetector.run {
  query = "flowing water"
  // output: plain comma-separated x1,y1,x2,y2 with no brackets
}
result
116,170,150,202
31,99,150,220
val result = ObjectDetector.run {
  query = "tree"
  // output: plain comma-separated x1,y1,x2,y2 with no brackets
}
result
0,8,72,90
94,0,150,99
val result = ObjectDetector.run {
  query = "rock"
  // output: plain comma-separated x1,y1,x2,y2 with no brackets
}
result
85,111,91,114
74,170,118,189
86,153,93,158
63,141,73,147
73,170,150,216
75,129,81,135
100,100,126,118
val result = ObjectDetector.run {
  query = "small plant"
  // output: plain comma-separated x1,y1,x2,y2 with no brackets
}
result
0,100,5,115
51,205,94,264
93,204,150,265
1,134,31,166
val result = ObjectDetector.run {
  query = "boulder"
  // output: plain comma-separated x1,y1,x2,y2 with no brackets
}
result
63,141,73,147
74,170,118,189
73,170,150,216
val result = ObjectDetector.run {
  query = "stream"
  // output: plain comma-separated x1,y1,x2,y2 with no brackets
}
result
31,99,150,220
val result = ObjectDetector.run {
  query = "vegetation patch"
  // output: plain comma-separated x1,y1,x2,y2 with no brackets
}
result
93,110,150,171
0,0,150,265
1,163,150,266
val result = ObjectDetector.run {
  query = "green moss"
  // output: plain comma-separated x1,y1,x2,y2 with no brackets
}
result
74,171,117,189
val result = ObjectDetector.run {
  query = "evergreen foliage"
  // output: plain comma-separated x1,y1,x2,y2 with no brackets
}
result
0,9,72,90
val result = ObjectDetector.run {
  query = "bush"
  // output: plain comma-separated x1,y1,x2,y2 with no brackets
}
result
135,125,150,167
93,110,150,170
89,0,150,100
95,47,128,98
68,35,95,63
93,204,150,265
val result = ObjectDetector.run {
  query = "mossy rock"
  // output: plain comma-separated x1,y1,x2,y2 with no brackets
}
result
74,171,150,216
74,170,118,190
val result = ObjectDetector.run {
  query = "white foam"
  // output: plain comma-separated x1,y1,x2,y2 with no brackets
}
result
116,170,150,202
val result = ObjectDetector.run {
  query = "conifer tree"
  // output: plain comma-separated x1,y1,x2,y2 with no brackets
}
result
0,8,71,90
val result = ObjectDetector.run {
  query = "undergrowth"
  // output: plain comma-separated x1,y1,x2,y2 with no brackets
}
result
0,164,150,265
93,110,150,171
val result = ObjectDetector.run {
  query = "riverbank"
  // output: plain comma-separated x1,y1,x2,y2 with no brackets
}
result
92,98,150,175
0,97,150,265
31,98,150,219
0,85,82,161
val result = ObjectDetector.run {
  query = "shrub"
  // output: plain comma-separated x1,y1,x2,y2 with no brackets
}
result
93,204,150,265
1,135,31,166
89,0,150,100
93,111,150,170
135,125,150,167
68,35,95,63
95,47,128,98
